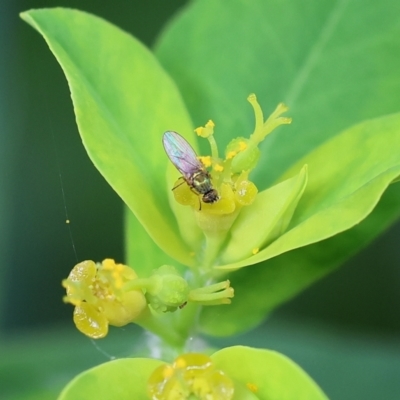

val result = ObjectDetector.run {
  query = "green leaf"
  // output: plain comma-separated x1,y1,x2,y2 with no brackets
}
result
212,346,328,400
20,8,195,267
221,164,308,265
58,358,164,399
155,0,400,182
200,187,400,336
155,0,400,334
125,209,183,277
219,113,400,271
201,114,400,335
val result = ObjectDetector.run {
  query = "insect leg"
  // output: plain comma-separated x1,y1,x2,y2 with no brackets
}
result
172,177,186,191
172,177,202,211
187,186,202,211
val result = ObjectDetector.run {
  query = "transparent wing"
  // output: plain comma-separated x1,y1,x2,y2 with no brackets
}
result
163,131,203,177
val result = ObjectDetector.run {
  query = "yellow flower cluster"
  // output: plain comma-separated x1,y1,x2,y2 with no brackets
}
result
148,353,234,400
172,173,257,215
62,259,146,338
172,95,291,218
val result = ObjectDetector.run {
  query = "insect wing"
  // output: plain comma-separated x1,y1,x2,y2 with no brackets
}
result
163,131,203,177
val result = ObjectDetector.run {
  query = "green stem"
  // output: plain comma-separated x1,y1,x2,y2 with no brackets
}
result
122,277,155,293
189,280,234,305
136,307,185,349
190,290,232,305
191,280,229,294
207,134,219,160
248,93,264,138
172,302,201,340
202,233,226,270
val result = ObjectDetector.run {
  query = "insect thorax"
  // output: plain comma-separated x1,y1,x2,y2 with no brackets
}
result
190,171,213,195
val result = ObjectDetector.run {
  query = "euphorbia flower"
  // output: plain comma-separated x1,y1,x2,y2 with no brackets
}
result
63,261,234,339
62,259,147,338
148,353,234,400
166,94,303,272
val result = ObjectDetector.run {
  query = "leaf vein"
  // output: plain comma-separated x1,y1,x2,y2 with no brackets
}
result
285,0,351,107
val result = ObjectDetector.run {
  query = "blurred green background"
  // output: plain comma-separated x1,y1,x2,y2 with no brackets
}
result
1,0,400,399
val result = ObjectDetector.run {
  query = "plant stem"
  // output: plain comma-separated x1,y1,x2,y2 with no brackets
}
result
172,302,201,340
136,307,186,349
201,233,226,271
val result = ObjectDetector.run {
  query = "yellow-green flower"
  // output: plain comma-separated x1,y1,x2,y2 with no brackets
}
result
172,95,291,237
62,259,147,338
63,261,234,340
148,353,234,400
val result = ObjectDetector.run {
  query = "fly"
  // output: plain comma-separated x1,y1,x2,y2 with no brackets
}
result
162,131,219,205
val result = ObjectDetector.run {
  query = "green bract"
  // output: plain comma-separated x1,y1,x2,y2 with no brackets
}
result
58,346,328,400
58,358,164,400
21,7,196,270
